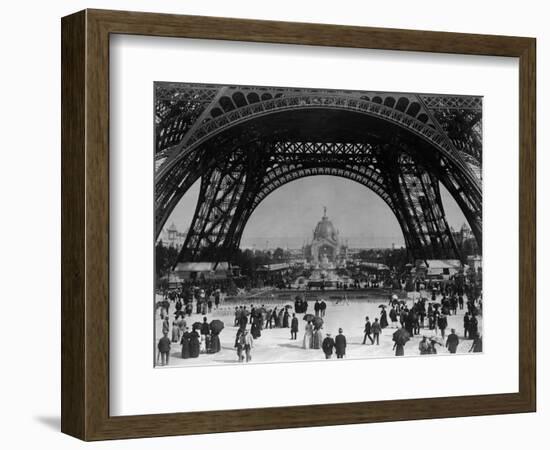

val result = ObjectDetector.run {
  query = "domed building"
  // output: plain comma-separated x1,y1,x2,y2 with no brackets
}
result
304,207,347,265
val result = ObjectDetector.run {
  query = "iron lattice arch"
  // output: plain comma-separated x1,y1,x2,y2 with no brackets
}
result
154,83,482,265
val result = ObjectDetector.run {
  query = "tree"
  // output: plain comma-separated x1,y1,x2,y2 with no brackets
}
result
273,247,285,261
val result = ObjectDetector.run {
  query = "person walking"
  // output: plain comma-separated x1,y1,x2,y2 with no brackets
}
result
171,319,181,343
200,316,210,353
392,326,409,357
303,321,313,349
243,329,254,362
188,328,200,358
283,308,290,328
290,313,299,340
362,316,374,345
438,314,448,339
469,315,479,340
389,307,398,328
235,328,244,362
371,317,382,345
180,328,191,359
380,308,389,329
162,316,170,336
157,331,171,366
335,328,347,359
314,300,321,316
312,326,324,349
320,299,327,317
463,313,471,339
322,333,335,359
418,336,430,355
469,333,483,353
446,328,460,354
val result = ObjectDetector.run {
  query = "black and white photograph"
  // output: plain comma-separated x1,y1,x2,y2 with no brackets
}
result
154,82,483,367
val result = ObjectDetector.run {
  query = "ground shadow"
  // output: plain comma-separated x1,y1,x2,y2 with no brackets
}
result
277,342,303,350
34,416,60,431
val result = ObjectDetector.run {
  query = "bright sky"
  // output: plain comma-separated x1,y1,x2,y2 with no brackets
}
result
162,175,468,249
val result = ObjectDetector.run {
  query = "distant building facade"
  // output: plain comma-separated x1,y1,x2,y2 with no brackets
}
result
303,208,347,264
157,222,187,249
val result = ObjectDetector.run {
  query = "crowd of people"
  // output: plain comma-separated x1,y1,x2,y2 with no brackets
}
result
156,276,483,365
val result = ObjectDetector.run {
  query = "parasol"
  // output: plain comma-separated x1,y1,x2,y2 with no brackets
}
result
192,322,202,330
303,313,315,322
209,319,224,334
312,316,324,328
392,328,411,345
378,304,386,308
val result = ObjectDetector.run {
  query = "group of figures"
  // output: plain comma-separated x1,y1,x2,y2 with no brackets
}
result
157,284,226,319
157,315,224,366
366,290,483,357
155,275,483,365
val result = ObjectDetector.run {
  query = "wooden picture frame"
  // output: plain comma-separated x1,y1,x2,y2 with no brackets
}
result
61,8,536,441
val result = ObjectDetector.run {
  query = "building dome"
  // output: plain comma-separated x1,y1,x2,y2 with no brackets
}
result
313,208,338,242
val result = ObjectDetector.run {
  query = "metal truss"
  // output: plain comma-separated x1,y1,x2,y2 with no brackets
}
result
154,83,483,266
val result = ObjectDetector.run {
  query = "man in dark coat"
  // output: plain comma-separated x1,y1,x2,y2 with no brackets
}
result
463,313,470,338
314,300,321,316
335,328,347,358
446,328,460,353
320,300,327,317
438,314,448,339
157,331,171,366
469,315,479,340
322,333,335,359
362,316,374,344
290,313,299,340
371,318,382,345
200,317,210,336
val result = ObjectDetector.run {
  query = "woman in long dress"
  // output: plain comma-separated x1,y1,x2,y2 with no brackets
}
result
282,308,290,328
251,316,261,339
380,308,389,329
303,321,313,349
180,330,191,359
209,331,221,353
312,326,324,349
277,309,285,328
189,330,200,358
171,320,181,343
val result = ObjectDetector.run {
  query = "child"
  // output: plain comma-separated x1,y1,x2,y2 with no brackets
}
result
157,331,171,366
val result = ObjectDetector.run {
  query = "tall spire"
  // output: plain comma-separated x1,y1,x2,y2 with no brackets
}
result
323,206,327,218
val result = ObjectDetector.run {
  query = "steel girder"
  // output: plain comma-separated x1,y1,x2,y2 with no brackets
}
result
172,140,466,265
154,84,483,266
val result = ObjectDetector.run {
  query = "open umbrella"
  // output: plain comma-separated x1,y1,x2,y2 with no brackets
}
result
392,328,411,345
285,304,293,309
312,316,324,328
192,322,202,330
209,319,224,334
303,313,315,322
378,304,387,308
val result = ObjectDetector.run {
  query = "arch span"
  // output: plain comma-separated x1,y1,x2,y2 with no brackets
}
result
154,94,482,265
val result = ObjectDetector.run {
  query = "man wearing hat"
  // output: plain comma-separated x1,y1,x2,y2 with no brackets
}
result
335,328,347,359
322,333,335,359
446,328,460,354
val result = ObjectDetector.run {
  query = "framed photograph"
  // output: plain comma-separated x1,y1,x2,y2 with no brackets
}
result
61,9,536,441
